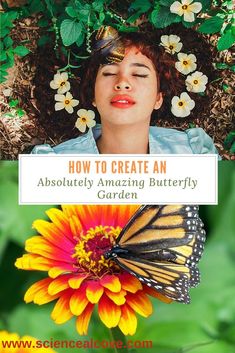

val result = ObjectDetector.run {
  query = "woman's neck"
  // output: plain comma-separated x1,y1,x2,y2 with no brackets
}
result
96,123,149,154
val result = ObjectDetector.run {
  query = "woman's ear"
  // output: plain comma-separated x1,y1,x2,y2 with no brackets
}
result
154,92,163,110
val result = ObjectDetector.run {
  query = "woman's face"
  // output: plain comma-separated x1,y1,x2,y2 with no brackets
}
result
94,47,163,127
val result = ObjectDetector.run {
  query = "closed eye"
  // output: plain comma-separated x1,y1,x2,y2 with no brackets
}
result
133,74,148,78
102,73,116,76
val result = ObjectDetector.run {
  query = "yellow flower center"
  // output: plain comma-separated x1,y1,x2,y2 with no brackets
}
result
169,45,174,50
193,80,198,84
60,81,66,86
182,5,188,10
81,117,87,122
178,101,184,107
183,60,188,66
73,225,121,276
64,99,70,105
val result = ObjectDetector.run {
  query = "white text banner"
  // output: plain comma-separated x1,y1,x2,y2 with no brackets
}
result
19,154,218,205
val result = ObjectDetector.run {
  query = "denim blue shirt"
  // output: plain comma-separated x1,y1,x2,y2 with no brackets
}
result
31,125,219,155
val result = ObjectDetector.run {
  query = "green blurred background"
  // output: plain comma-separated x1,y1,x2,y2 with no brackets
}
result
0,161,234,353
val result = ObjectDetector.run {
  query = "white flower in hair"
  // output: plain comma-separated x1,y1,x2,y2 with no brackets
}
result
171,92,195,117
175,53,197,75
160,35,183,54
54,92,79,114
170,0,202,22
50,72,71,94
75,109,96,133
186,71,208,93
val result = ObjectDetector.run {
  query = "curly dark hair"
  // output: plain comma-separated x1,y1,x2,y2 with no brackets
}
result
79,27,212,124
33,24,215,139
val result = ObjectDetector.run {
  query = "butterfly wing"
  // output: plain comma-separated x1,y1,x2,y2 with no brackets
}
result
110,205,206,303
93,25,125,63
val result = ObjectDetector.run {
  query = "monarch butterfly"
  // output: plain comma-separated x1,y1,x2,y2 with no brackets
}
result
92,26,125,64
105,205,206,304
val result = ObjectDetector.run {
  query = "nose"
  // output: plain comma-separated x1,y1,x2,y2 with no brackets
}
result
114,75,132,91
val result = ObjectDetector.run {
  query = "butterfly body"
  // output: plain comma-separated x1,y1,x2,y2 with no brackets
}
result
105,205,206,304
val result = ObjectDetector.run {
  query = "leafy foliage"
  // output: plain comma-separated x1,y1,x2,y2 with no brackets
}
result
0,0,234,84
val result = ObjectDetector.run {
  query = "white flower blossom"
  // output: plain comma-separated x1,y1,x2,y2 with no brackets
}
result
50,72,71,94
75,109,96,132
186,71,208,93
54,92,79,114
175,53,197,75
171,92,195,117
170,0,202,22
160,35,183,54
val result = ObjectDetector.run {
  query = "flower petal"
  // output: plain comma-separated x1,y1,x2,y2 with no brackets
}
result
68,274,88,289
76,303,94,335
100,275,121,292
24,278,53,303
65,105,74,114
126,291,153,317
48,274,71,295
105,288,126,305
119,273,143,293
55,102,64,111
118,304,137,336
170,1,183,15
86,281,104,303
98,295,121,328
70,286,89,315
189,1,202,13
54,94,64,102
51,291,73,324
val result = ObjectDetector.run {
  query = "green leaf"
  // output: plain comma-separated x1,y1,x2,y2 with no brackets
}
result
224,131,235,150
75,31,85,48
29,0,45,13
129,0,152,12
198,16,224,34
0,28,10,37
126,11,143,24
60,19,82,46
3,36,13,48
9,99,19,108
159,0,174,6
151,6,178,28
37,18,49,27
0,51,7,61
16,108,25,117
65,6,78,18
13,46,30,57
37,35,50,47
215,62,229,69
217,29,235,51
92,1,104,12
200,0,213,10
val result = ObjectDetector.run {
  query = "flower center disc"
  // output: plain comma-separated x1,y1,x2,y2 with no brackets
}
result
193,80,198,84
73,226,121,276
183,60,188,66
182,5,188,10
178,101,184,106
81,117,87,122
169,45,174,50
65,99,70,105
60,81,66,86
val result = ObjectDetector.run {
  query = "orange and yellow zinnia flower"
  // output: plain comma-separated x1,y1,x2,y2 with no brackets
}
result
0,331,56,352
15,205,171,336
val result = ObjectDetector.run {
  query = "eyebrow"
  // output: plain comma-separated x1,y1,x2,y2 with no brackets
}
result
101,63,151,71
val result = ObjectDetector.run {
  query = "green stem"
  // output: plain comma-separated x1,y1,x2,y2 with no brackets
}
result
109,327,129,353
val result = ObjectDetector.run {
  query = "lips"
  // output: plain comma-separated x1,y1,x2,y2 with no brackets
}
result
110,95,135,108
